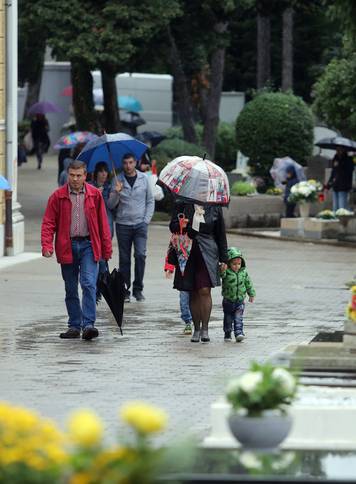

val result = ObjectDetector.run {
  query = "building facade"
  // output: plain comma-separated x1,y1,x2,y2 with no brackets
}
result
0,0,24,257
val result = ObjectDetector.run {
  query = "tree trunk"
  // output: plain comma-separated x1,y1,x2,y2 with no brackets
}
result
256,13,271,88
202,22,228,160
101,67,120,133
71,61,97,132
282,7,294,91
23,76,42,119
167,28,197,144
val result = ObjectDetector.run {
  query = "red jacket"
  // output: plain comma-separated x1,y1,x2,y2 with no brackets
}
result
41,183,112,264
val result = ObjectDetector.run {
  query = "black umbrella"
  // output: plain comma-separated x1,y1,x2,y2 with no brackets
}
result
97,268,126,334
136,131,166,147
121,111,146,127
315,136,356,151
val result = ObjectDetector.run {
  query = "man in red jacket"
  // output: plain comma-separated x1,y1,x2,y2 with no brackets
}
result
41,160,112,340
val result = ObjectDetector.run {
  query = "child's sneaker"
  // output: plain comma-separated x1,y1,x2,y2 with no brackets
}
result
235,333,245,342
224,331,232,341
183,323,192,335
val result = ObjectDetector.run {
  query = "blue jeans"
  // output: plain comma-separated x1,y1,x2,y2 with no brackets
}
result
61,240,98,330
223,299,245,336
332,191,349,211
116,222,148,293
180,291,192,323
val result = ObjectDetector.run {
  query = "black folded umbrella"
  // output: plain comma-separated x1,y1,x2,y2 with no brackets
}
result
97,268,126,334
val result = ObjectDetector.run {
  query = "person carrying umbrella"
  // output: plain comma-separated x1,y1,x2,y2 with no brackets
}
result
108,153,154,302
30,113,50,170
160,156,229,343
326,146,355,211
41,159,112,340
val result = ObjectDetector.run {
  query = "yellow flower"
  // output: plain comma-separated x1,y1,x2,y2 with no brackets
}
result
69,472,92,484
67,409,103,448
120,402,167,434
352,285,356,294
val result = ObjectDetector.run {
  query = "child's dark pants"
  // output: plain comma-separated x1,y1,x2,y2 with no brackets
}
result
223,299,245,336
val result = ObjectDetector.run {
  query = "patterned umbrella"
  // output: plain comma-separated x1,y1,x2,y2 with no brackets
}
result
158,155,230,206
54,132,98,150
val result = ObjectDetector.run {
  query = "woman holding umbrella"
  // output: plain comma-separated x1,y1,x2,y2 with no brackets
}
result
161,156,229,343
326,146,354,211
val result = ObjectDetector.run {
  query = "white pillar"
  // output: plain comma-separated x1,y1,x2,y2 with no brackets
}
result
6,0,24,255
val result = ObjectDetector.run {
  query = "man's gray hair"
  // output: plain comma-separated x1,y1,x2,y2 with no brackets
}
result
67,160,87,172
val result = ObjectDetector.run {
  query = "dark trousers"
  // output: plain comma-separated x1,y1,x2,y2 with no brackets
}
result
223,299,245,336
115,222,148,294
285,202,296,218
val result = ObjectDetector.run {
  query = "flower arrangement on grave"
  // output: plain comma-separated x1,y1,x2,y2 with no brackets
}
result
316,210,337,220
226,362,297,417
335,208,354,216
346,286,356,323
288,179,322,204
0,400,182,484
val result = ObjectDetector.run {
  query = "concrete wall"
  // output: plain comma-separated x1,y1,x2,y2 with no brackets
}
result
219,91,245,123
223,195,285,229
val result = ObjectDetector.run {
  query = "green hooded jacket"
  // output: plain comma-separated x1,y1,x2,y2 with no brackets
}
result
221,247,256,302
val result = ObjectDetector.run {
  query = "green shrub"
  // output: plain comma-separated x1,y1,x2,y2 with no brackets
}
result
163,122,237,172
151,138,204,174
235,92,314,180
231,181,256,196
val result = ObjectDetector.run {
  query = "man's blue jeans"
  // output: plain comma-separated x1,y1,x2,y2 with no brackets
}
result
116,222,148,294
61,240,98,330
179,291,192,323
333,191,349,211
223,299,245,336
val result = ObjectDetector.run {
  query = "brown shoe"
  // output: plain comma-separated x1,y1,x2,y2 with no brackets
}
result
82,326,99,340
59,327,80,339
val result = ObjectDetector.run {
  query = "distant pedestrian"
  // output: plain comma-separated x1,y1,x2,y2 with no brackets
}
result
58,157,73,186
138,157,164,201
283,165,299,217
109,153,154,302
31,113,50,170
169,202,228,343
220,247,255,343
326,147,354,211
57,148,72,184
41,160,112,340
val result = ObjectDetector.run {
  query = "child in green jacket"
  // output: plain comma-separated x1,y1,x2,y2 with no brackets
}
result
220,247,255,342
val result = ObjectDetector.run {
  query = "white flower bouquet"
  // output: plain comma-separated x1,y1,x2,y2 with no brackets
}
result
226,362,297,417
288,180,320,204
335,208,354,216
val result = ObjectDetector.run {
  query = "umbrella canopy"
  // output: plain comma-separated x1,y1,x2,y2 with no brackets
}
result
60,85,73,96
97,268,126,334
119,96,142,112
270,156,306,188
77,132,148,173
28,101,62,116
158,155,230,206
121,111,146,127
93,89,143,112
54,132,98,150
0,175,10,190
136,131,166,147
315,137,356,151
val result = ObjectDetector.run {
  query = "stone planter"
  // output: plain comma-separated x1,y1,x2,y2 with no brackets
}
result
228,411,293,449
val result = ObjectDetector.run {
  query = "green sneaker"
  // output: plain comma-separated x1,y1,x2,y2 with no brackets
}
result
183,323,192,335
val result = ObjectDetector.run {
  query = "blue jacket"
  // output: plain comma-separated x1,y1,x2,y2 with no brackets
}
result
109,171,154,226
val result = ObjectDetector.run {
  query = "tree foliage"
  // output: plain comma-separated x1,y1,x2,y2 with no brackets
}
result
312,55,356,137
235,91,314,178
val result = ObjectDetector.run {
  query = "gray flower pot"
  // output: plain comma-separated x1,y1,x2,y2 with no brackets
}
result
228,411,292,449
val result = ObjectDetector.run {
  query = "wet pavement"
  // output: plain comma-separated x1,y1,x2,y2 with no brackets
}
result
0,156,354,441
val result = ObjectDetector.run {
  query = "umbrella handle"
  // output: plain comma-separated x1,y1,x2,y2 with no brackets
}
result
105,140,118,180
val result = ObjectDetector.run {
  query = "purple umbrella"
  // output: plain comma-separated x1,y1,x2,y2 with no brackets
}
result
28,101,62,116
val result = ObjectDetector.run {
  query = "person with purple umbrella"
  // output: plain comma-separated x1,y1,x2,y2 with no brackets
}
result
30,113,50,169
